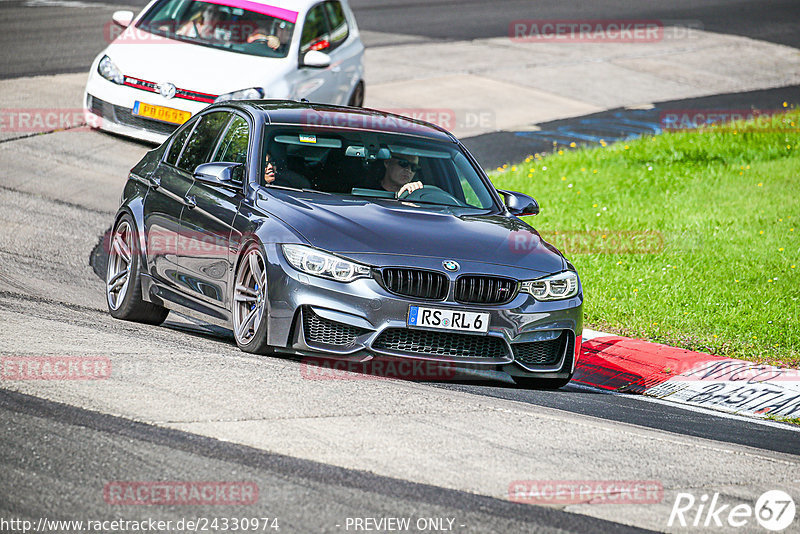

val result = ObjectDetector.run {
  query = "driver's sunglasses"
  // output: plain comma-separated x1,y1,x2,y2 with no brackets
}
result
396,159,421,172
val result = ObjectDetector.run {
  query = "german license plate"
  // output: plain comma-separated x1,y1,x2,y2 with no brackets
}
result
407,306,489,334
132,101,191,125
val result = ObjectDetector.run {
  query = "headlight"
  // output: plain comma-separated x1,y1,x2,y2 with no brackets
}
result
281,244,371,282
520,271,579,301
214,87,265,103
98,55,124,85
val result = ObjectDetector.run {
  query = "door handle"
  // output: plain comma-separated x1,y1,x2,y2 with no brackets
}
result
184,194,197,209
149,176,161,190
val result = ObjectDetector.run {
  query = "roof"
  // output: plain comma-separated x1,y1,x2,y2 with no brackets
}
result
234,100,457,142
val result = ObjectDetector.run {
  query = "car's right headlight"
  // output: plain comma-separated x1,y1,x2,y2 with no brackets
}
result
98,55,124,84
214,87,265,103
520,271,579,301
281,244,371,283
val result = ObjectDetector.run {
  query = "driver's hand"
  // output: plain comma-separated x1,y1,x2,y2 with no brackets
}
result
267,35,281,49
397,181,423,198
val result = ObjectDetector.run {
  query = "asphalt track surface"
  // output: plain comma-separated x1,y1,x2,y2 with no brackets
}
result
1,389,654,533
2,1,800,531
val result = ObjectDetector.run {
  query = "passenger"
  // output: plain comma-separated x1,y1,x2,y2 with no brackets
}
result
177,3,223,40
264,152,310,189
380,154,423,197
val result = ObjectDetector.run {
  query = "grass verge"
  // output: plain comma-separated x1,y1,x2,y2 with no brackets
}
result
489,108,800,367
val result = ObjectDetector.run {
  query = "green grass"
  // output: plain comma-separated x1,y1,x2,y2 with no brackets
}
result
489,109,800,367
766,415,800,427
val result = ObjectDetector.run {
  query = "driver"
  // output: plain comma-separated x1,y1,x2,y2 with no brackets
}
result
381,154,423,197
247,20,291,52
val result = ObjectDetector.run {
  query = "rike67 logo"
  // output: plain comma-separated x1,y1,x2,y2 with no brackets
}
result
669,490,796,531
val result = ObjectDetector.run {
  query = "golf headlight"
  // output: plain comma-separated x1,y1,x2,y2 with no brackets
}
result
98,55,124,85
214,87,265,103
282,244,371,282
521,271,579,301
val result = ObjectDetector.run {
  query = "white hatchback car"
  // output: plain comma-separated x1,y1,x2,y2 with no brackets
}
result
84,0,364,143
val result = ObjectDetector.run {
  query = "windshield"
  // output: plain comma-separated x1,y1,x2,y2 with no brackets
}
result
136,0,297,58
260,127,498,210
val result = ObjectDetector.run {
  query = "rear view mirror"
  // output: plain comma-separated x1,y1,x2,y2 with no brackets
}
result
302,50,331,69
194,162,243,187
498,190,539,216
112,10,134,28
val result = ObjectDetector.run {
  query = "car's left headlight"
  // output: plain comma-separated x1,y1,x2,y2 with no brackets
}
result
520,271,579,301
214,87,265,103
281,244,371,282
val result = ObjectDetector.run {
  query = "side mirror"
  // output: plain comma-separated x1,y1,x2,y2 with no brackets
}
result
111,10,134,28
498,190,539,216
302,50,331,69
194,162,243,188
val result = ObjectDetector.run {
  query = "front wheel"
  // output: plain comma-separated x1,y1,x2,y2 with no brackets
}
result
232,243,271,354
106,214,169,325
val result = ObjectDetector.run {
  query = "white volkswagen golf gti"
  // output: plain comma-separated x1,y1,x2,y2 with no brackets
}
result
84,0,364,143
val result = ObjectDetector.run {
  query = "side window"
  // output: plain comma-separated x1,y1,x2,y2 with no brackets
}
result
212,115,249,183
300,4,330,54
324,1,348,49
177,111,231,172
164,120,195,166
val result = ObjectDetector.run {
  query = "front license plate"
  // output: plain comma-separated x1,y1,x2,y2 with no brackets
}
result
132,101,191,125
407,306,490,334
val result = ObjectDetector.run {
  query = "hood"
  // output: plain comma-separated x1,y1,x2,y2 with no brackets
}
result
262,191,566,275
105,30,291,95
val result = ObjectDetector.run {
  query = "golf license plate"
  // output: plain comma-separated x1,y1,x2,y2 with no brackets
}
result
133,101,191,125
407,306,489,334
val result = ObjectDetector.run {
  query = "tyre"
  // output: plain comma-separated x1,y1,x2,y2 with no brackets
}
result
347,80,364,107
232,243,271,354
106,214,169,325
515,374,574,390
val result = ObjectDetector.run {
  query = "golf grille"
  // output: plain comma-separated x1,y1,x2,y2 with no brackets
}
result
512,332,569,366
455,275,517,304
373,328,508,359
303,308,369,347
381,268,448,300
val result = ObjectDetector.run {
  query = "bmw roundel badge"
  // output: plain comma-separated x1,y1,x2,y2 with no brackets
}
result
442,260,460,272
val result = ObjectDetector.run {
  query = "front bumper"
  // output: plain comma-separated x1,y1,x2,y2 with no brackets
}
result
84,73,208,144
264,245,583,379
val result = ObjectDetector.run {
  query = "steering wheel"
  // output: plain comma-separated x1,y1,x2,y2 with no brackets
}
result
398,185,462,206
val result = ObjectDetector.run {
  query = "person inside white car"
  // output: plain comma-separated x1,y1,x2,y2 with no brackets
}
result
176,3,223,40
247,20,292,53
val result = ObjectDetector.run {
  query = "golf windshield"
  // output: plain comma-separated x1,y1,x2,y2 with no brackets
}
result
136,0,297,58
261,127,498,210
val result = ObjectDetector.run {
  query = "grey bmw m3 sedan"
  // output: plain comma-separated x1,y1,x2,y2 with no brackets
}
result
106,100,582,388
